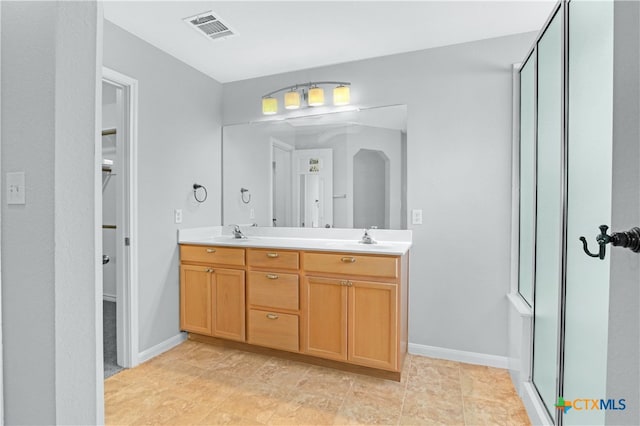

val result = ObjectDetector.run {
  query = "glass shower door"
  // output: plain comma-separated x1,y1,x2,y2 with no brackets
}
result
563,1,613,424
532,4,563,418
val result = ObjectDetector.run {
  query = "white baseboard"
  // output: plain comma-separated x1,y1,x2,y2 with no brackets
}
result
137,333,187,364
522,382,553,425
102,294,116,303
408,342,509,369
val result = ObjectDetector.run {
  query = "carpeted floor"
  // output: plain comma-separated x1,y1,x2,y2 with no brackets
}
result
104,300,124,379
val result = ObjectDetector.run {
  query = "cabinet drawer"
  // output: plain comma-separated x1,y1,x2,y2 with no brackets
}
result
304,252,398,278
248,271,299,310
247,249,299,270
180,245,245,266
248,309,299,352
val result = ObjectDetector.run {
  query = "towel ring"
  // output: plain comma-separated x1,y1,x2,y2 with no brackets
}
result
240,187,251,204
193,183,207,203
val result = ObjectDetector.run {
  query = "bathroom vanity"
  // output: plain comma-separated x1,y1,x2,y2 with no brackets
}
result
178,227,411,380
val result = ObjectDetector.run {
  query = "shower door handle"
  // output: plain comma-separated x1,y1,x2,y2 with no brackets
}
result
579,225,640,260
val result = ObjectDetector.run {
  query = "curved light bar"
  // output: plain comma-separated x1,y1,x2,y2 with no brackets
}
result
261,81,351,115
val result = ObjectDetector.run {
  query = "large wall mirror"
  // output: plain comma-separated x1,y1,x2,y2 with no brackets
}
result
222,105,407,229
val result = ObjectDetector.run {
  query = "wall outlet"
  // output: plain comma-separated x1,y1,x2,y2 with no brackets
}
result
7,172,26,205
411,209,423,225
174,209,183,224
249,208,255,219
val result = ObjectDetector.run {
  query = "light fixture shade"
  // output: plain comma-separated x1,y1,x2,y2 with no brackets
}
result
333,85,350,106
284,90,301,109
308,86,325,106
262,97,278,115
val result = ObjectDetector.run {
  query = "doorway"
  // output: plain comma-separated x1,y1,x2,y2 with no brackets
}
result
353,149,390,229
101,67,139,376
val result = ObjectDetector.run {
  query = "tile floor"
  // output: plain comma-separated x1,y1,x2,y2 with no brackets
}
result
105,340,530,425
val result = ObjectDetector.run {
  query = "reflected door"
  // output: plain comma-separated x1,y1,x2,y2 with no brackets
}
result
272,143,292,227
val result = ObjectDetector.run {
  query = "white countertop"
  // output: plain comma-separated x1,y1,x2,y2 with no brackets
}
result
178,226,412,256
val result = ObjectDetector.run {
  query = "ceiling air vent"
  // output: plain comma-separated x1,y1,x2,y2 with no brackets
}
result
184,11,235,41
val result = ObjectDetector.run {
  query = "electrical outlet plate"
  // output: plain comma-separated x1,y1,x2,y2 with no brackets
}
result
174,209,183,224
411,209,423,225
7,172,26,205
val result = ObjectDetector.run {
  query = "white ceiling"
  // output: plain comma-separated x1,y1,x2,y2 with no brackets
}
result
103,1,555,83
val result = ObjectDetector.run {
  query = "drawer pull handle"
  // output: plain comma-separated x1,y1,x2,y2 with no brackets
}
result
341,257,356,263
266,313,279,320
206,248,216,253
266,253,279,258
266,274,279,280
205,268,214,273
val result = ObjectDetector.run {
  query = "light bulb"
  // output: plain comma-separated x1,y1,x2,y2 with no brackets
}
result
308,86,325,106
262,97,277,115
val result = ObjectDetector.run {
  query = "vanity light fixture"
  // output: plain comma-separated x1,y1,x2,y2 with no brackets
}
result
307,85,325,106
262,96,278,115
333,84,350,106
261,81,351,115
284,89,301,110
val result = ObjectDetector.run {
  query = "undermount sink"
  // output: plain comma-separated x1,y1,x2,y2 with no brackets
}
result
207,236,251,242
324,241,394,250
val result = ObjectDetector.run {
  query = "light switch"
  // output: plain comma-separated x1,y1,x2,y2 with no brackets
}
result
7,172,26,205
174,209,183,224
249,208,255,219
411,209,423,225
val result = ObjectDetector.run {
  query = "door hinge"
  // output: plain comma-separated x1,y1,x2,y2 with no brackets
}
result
125,237,130,246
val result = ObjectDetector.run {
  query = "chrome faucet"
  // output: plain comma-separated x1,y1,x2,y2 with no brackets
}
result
230,224,247,239
360,228,377,244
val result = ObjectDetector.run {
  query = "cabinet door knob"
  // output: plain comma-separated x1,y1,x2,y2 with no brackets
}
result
266,313,279,320
266,274,279,280
340,280,348,286
340,257,356,263
205,268,213,273
347,281,353,287
266,252,279,258
206,248,216,253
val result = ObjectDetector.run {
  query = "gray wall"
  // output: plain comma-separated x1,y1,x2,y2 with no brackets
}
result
2,2,102,423
607,1,640,424
223,32,537,357
103,21,223,353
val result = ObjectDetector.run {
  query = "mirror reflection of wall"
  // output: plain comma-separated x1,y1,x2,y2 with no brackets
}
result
222,105,407,229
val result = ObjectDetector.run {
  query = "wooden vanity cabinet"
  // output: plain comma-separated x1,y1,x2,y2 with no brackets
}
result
180,264,213,335
179,245,246,342
302,252,402,371
180,243,408,379
247,248,301,353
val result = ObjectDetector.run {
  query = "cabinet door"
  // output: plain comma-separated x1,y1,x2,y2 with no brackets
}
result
180,264,212,335
348,280,398,370
303,276,347,361
213,268,246,341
